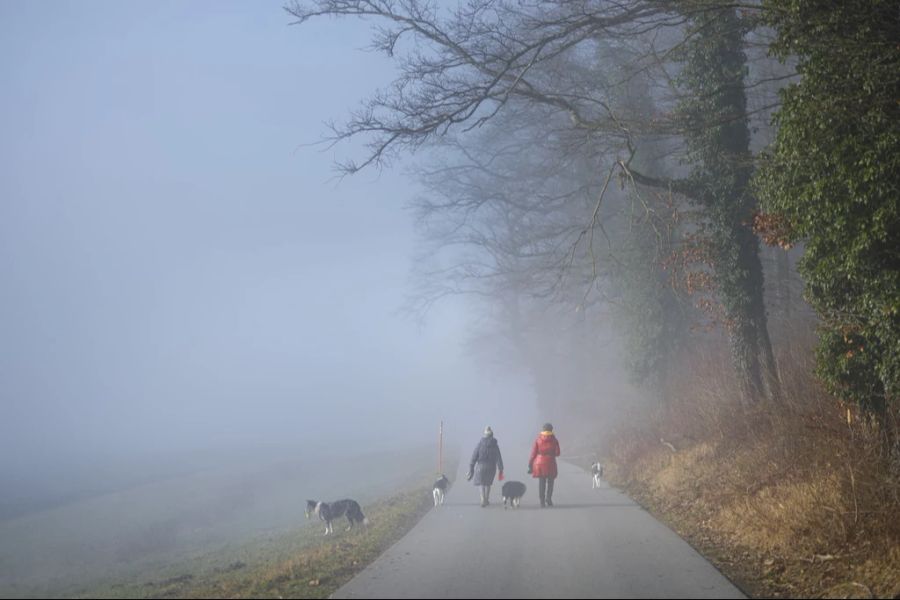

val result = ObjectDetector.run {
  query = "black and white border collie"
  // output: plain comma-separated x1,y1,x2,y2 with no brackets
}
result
432,474,450,506
306,499,368,535
591,462,604,489
501,481,526,509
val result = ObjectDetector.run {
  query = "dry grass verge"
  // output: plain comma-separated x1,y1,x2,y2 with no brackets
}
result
596,345,900,599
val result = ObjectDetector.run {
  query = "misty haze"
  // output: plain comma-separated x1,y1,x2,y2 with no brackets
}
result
1,1,898,599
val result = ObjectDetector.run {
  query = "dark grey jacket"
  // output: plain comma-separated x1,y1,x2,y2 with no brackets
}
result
469,436,504,486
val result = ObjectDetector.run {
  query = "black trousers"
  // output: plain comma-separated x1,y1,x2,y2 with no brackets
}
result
538,477,555,504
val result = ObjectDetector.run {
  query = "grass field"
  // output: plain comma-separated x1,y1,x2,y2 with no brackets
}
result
72,481,438,599
0,445,448,598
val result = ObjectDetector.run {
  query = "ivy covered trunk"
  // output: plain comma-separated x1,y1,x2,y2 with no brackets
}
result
679,6,781,403
714,220,781,402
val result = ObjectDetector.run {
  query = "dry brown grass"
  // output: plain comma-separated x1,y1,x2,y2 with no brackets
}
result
601,338,900,599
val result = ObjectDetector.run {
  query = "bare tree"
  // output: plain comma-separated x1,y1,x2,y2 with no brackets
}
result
287,0,789,402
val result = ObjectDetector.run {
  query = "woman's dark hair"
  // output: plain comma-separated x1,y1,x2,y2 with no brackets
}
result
542,422,553,432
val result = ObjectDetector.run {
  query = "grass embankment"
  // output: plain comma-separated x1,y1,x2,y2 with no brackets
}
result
76,476,441,600
1,446,443,598
587,346,900,599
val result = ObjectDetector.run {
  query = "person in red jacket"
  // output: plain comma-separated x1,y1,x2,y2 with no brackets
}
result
528,422,561,507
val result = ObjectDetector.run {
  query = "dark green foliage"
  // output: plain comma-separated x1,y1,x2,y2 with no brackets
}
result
755,0,900,414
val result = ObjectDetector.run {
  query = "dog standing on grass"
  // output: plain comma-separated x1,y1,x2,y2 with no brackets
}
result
306,499,368,536
591,462,604,489
432,474,450,506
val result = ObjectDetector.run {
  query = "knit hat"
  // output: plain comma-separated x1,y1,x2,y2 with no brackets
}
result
542,422,553,432
483,426,493,437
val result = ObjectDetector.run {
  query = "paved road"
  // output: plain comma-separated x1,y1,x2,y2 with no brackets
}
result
334,458,745,599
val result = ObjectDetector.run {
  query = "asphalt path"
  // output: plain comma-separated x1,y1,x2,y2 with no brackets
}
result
334,457,745,598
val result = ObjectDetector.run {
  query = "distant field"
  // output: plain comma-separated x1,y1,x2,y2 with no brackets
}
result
73,481,441,599
0,445,437,598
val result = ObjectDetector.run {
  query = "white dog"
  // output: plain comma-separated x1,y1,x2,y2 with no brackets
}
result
591,462,604,489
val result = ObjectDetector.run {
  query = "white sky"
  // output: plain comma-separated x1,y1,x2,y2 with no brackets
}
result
0,0,534,484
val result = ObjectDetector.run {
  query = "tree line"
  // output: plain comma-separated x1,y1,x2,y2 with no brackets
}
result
287,1,899,423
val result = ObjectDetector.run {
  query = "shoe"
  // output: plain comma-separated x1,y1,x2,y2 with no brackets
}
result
546,499,553,507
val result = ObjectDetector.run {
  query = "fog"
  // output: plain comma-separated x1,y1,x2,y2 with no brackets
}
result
0,2,839,599
0,0,540,537
2,1,888,597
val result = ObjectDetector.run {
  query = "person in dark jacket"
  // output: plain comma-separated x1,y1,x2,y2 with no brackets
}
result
528,422,561,507
467,426,504,507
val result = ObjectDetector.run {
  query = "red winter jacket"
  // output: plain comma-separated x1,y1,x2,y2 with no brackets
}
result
529,432,561,479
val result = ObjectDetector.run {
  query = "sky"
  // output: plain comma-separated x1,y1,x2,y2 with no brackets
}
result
0,0,535,496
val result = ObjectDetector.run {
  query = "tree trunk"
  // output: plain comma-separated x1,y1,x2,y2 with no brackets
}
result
678,6,781,404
